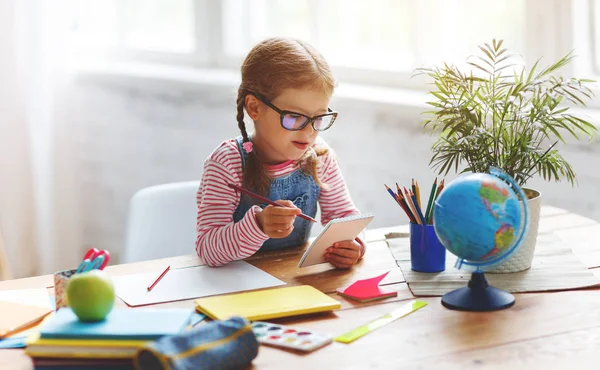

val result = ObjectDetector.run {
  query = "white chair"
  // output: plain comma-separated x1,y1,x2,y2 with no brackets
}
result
123,181,200,263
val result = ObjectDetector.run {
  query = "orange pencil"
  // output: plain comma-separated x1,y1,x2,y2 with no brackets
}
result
397,188,418,224
385,184,416,223
415,180,422,209
396,183,415,218
436,179,445,199
403,187,421,225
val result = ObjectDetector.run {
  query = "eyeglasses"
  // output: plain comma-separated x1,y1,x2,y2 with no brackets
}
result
250,92,338,132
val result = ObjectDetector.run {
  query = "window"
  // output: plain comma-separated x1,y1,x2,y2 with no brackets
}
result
593,0,600,73
120,0,195,53
65,0,598,88
222,0,525,72
68,0,196,60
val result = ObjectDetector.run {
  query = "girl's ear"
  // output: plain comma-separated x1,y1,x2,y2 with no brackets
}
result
245,95,260,120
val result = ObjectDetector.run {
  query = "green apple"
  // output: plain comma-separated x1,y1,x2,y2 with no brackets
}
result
66,269,115,322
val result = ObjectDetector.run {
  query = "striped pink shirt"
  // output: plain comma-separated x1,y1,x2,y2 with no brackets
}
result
195,138,361,266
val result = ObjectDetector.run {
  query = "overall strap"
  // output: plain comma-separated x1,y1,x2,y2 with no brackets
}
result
233,136,248,170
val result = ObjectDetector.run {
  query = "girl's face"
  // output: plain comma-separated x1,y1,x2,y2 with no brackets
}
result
248,88,331,165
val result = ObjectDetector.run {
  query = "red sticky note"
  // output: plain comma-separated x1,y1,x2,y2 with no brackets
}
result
336,271,397,302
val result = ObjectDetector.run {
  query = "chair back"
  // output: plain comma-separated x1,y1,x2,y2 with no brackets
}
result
123,181,200,263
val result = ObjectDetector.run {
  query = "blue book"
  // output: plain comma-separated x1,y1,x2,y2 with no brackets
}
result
39,308,192,340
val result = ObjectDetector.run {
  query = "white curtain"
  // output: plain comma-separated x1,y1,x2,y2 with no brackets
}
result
0,0,81,278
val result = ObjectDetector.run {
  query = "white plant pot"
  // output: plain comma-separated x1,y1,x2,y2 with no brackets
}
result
487,188,541,273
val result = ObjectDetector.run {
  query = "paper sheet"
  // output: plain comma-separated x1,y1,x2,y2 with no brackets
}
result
0,289,53,347
112,261,286,306
0,288,52,308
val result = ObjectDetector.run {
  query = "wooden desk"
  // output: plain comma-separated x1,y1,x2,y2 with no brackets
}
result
1,206,599,370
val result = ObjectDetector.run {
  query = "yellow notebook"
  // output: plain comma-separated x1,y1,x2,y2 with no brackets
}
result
0,301,52,338
25,333,149,359
194,285,341,321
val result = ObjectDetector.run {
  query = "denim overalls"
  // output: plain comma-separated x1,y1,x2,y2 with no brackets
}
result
232,136,320,251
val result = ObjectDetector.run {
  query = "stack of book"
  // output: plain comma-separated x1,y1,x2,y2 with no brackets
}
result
26,307,193,370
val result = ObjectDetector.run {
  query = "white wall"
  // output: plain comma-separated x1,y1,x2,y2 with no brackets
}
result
52,75,600,266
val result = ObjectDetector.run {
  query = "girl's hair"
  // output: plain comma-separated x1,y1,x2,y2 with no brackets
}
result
236,37,336,195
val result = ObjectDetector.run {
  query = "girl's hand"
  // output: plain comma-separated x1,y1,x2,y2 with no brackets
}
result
255,200,301,239
324,240,362,269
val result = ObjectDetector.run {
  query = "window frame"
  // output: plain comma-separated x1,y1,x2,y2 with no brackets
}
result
86,0,600,96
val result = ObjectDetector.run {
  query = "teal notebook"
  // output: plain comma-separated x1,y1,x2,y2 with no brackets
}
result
40,308,192,340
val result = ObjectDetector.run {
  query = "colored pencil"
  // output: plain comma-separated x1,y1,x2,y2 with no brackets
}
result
385,185,416,223
415,181,422,209
403,187,422,225
428,179,445,224
147,265,170,291
426,188,438,225
397,195,416,224
424,178,438,224
227,183,317,223
396,183,417,223
410,190,426,224
435,179,445,201
397,189,418,224
385,184,400,204
395,183,404,205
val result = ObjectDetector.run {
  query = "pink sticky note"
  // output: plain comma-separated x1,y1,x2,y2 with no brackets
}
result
336,271,397,302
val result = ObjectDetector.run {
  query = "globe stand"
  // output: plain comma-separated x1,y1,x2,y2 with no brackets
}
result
441,271,515,311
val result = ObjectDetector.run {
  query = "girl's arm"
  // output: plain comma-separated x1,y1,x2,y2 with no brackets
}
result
318,152,360,223
195,159,269,266
317,151,366,258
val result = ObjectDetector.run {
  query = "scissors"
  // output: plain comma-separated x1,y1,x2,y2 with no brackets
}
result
76,248,111,273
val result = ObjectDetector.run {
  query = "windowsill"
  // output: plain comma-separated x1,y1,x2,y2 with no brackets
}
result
72,61,600,127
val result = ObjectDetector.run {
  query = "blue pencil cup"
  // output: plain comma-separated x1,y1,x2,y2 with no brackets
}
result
409,223,446,272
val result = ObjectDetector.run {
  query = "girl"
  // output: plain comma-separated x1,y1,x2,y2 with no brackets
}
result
195,37,365,268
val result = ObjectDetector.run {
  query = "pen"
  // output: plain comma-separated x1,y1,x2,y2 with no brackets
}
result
147,265,170,292
227,183,317,223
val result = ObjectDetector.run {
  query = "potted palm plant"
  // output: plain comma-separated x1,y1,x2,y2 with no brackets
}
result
418,39,597,273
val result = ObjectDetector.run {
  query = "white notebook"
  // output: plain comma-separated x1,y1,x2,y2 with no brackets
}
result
298,213,375,268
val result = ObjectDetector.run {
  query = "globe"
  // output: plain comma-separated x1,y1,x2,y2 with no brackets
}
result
432,167,529,311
